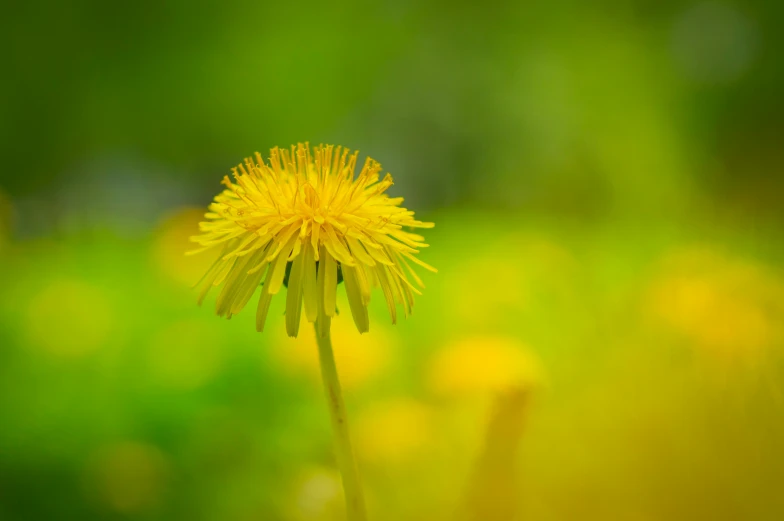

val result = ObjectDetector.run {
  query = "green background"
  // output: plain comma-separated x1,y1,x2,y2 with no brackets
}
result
2,1,784,520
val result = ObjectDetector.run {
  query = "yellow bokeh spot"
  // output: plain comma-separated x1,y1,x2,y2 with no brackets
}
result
85,441,169,513
647,246,784,364
428,336,544,397
151,207,220,287
146,320,225,389
271,315,394,390
291,467,342,520
25,279,114,357
355,398,434,465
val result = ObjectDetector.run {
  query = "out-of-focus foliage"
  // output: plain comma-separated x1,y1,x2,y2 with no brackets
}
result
2,0,784,520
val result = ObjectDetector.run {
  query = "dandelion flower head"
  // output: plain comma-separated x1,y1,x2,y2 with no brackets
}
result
190,143,436,337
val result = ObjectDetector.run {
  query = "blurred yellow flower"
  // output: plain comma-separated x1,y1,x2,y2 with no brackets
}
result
290,467,343,521
354,398,435,466
647,246,784,365
190,143,435,337
428,336,544,397
271,315,393,390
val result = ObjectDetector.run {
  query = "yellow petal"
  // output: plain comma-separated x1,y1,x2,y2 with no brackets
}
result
196,257,228,305
231,243,274,314
223,233,262,260
323,226,355,265
354,260,372,305
401,251,437,273
288,238,302,261
375,265,397,324
346,237,376,266
363,240,394,265
302,243,318,322
256,266,276,332
212,256,237,287
285,240,306,337
317,245,326,319
343,265,369,333
265,223,299,262
215,250,257,317
266,233,299,295
231,262,266,314
323,250,338,317
311,222,321,261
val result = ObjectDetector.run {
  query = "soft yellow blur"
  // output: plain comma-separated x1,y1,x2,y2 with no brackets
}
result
647,246,784,367
355,398,435,466
428,336,545,397
271,314,395,390
290,467,343,521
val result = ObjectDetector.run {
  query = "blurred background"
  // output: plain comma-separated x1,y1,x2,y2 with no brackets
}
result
2,0,784,519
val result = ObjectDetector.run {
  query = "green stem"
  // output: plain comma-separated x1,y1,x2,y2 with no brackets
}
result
314,319,368,521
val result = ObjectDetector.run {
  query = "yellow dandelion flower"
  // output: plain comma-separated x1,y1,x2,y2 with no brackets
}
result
189,143,436,521
189,143,436,338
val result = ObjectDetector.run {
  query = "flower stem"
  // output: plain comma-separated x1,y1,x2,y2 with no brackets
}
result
314,319,368,521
